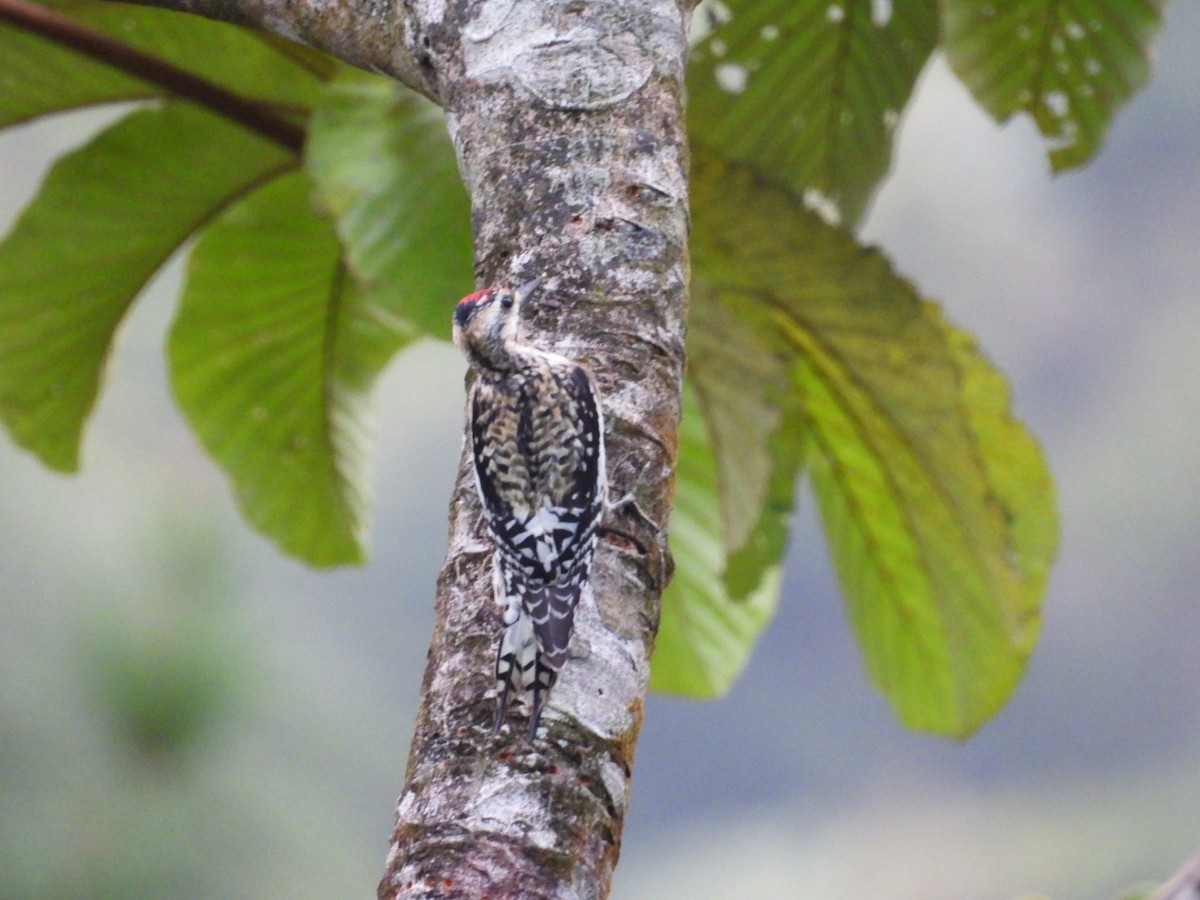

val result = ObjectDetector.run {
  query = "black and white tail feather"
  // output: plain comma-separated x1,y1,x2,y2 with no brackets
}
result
452,277,606,741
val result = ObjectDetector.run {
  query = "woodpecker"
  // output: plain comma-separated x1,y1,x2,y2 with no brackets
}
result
452,277,606,740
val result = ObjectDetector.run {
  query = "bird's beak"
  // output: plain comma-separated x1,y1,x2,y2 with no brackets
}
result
516,277,542,302
454,299,476,328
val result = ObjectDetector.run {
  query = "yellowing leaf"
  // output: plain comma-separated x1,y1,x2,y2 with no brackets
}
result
681,146,1057,735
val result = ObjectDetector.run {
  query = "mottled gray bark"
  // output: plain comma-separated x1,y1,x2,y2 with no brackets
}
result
105,0,691,894
388,0,691,892
114,0,441,100
387,2,689,894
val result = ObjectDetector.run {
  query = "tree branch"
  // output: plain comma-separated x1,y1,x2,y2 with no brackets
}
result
0,0,305,152
378,0,690,893
103,0,439,102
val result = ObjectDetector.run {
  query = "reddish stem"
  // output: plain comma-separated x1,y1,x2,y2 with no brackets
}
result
0,0,305,152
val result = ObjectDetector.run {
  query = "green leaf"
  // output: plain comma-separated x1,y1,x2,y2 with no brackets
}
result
0,0,326,128
687,280,807,600
688,0,939,228
251,32,344,82
653,258,808,697
944,315,1056,608
942,0,1166,171
306,69,473,338
0,103,293,470
689,146,1057,735
169,171,415,567
652,383,784,696
0,10,141,125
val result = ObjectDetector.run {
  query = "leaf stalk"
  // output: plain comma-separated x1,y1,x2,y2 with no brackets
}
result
0,0,305,152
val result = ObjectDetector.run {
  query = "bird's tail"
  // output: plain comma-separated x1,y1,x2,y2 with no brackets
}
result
493,594,539,735
493,579,580,740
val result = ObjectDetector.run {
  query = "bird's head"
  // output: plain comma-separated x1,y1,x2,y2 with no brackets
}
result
452,278,540,361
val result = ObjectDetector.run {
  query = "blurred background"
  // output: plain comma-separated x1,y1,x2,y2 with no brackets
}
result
1,3,1198,897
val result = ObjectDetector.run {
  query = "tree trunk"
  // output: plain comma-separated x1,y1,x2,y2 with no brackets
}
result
382,1,690,893
110,0,691,894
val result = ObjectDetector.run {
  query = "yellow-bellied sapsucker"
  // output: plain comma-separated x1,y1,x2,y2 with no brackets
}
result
452,278,605,740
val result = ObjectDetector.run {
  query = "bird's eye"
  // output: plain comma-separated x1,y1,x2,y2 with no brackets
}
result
500,295,514,310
